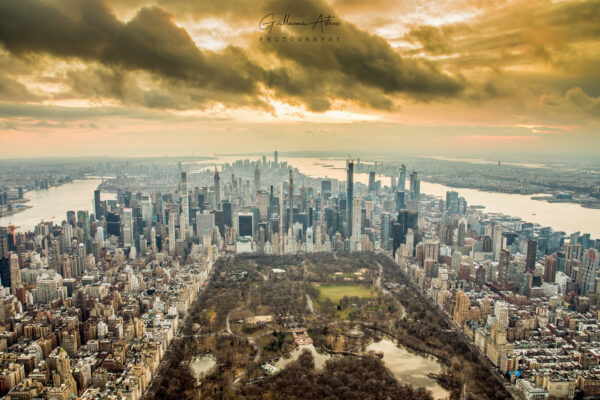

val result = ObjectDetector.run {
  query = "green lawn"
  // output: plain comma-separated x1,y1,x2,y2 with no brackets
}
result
314,284,378,303
336,308,352,320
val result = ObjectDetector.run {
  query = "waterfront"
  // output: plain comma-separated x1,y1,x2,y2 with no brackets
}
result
208,155,600,237
3,156,599,238
0,179,115,232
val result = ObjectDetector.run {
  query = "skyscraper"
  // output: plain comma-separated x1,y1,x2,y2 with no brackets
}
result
94,189,103,218
180,172,189,232
381,212,391,250
398,164,407,191
543,255,557,283
122,208,134,248
321,180,332,200
61,254,71,279
214,167,221,210
179,212,186,240
409,171,420,201
274,150,278,164
351,197,362,251
0,256,10,288
395,191,406,211
196,211,215,236
492,225,503,261
368,171,376,192
457,222,466,247
346,160,354,239
581,248,598,295
105,212,121,238
141,193,153,226
498,249,510,287
446,191,459,214
238,213,253,237
150,227,157,253
254,164,261,194
526,239,537,271
77,210,90,239
288,169,294,232
168,211,176,253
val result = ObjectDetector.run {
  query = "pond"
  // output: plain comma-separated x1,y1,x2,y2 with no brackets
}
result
272,337,450,399
190,354,217,381
364,338,450,400
273,344,332,370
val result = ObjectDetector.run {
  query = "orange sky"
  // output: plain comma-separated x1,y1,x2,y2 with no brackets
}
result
0,0,598,157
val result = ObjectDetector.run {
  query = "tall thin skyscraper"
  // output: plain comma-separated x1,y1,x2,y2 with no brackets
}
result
399,164,407,191
94,189,103,218
9,253,20,291
346,160,354,238
214,167,221,210
288,169,294,232
274,150,278,164
122,208,134,248
254,164,261,194
492,225,503,261
351,197,362,251
168,211,176,253
150,227,157,253
410,171,420,201
498,249,510,287
180,172,189,232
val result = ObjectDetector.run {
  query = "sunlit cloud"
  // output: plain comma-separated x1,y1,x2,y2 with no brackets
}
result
0,0,598,157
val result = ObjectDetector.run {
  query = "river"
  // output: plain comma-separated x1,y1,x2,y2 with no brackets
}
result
3,157,599,237
0,178,115,232
198,155,599,236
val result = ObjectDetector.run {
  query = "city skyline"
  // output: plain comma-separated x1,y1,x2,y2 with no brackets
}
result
1,1,600,398
0,0,599,157
0,151,599,398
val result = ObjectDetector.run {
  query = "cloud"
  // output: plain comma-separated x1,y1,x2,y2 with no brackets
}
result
259,0,465,101
0,0,598,132
0,73,40,101
0,0,262,95
541,87,600,118
0,0,470,113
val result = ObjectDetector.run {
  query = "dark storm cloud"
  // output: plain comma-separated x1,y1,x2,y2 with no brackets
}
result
0,0,261,95
0,0,469,112
260,0,464,100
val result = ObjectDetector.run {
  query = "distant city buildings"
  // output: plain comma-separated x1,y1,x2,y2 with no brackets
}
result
0,153,598,398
